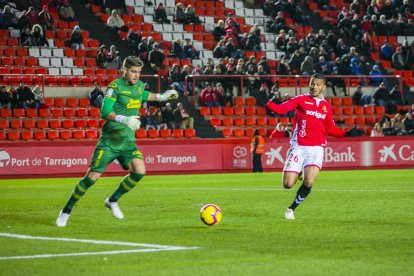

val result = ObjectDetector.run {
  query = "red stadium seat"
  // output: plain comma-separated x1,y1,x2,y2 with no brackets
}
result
34,131,46,140
73,129,86,139
257,117,267,126
79,98,90,107
233,128,244,137
234,118,245,126
135,129,147,139
160,129,171,138
51,108,64,117
233,97,245,106
54,98,66,107
7,131,20,141
10,119,23,129
39,109,51,118
24,119,36,129
37,119,49,129
13,108,25,117
245,107,256,116
234,107,244,116
76,108,89,117
210,118,221,127
21,131,34,141
49,119,61,129
199,107,210,116
64,108,76,117
60,129,72,140
245,117,256,126
245,98,257,106
47,130,59,140
26,108,38,117
89,108,100,118
66,98,79,107
221,128,233,138
172,129,184,138
87,119,100,128
62,119,74,129
0,119,9,129
75,119,87,128
223,107,234,116
86,129,98,139
222,118,233,126
147,129,159,138
184,129,196,138
1,109,12,117
0,132,6,140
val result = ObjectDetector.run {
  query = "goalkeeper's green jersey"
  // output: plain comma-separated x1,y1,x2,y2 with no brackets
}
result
100,78,149,146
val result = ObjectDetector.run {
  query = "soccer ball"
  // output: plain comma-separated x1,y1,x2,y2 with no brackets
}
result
200,204,222,226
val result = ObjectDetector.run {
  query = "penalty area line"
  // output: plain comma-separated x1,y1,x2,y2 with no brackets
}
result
142,187,414,192
0,233,199,260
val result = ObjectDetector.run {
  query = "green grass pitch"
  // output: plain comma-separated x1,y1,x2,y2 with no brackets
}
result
0,170,413,275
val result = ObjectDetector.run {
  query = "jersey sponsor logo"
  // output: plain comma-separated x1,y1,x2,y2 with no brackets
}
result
305,110,326,119
105,88,114,97
126,99,141,108
121,91,132,94
304,101,314,105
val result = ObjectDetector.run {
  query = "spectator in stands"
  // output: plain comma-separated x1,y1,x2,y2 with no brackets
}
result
108,45,122,69
370,123,384,137
392,113,406,136
7,85,18,109
380,40,394,60
275,29,287,51
173,102,194,130
31,85,44,108
26,6,39,27
285,122,293,138
200,83,219,108
169,64,185,96
245,56,258,74
88,82,104,108
16,82,34,109
225,13,240,35
30,24,49,47
214,20,226,41
213,39,226,58
390,84,403,106
174,3,186,24
326,67,347,96
127,29,141,55
288,50,303,73
223,29,239,48
148,43,165,72
20,26,32,46
143,109,157,130
70,25,84,50
137,37,149,61
350,57,363,76
181,65,193,95
224,39,244,59
215,83,231,107
162,102,175,129
267,11,286,34
369,65,384,86
96,45,118,69
0,85,11,109
374,82,396,113
17,9,30,30
403,112,414,135
300,56,316,75
106,9,127,32
38,4,54,31
277,56,291,75
376,14,389,36
360,31,374,55
293,4,310,25
352,85,363,105
183,39,199,59
270,123,287,139
1,5,17,28
59,0,75,22
258,56,271,74
171,39,184,59
154,3,170,24
185,5,201,24
392,47,408,70
154,108,168,130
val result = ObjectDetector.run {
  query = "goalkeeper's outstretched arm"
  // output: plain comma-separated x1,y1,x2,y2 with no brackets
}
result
148,90,178,102
100,97,141,131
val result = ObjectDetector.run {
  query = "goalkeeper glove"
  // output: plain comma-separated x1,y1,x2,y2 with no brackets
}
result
115,115,141,131
345,126,364,137
155,90,178,101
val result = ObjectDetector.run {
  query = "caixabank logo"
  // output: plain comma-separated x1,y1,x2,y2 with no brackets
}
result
0,151,10,167
379,144,414,162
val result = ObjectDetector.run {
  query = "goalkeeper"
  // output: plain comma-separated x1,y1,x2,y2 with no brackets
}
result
56,56,178,227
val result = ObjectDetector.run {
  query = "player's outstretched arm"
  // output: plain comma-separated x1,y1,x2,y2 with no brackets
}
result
148,90,178,102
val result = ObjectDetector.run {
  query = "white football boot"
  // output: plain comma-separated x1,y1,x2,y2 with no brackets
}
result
104,198,124,219
285,208,295,220
56,210,70,227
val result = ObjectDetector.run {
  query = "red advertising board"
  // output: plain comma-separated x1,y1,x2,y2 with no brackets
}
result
0,137,413,177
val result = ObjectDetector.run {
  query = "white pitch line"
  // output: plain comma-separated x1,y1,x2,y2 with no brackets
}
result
0,233,199,260
141,187,414,192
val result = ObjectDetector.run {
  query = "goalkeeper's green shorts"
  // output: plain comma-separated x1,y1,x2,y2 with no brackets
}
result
89,140,143,173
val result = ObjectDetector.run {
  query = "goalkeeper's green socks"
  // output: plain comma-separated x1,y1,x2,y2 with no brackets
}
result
62,176,95,214
108,172,144,202
289,184,312,211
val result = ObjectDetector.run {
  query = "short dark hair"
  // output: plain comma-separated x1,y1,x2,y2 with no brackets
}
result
123,56,143,69
311,73,326,83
